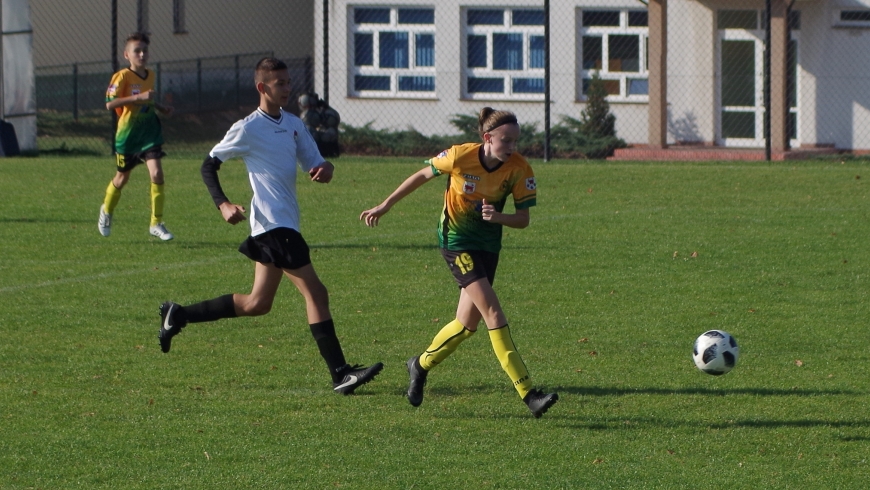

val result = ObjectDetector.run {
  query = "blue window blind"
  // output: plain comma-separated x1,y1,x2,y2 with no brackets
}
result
529,35,545,69
628,78,648,95
513,78,544,93
493,33,522,70
399,76,435,91
380,32,409,68
416,34,434,67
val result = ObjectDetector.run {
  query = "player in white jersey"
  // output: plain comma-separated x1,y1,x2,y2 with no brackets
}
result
157,58,383,395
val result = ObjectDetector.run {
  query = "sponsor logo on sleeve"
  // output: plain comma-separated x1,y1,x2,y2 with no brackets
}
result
526,177,537,190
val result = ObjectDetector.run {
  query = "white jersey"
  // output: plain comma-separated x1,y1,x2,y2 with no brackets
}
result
209,108,324,236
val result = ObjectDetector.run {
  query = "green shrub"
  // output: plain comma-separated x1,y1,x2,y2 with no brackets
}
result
340,111,625,160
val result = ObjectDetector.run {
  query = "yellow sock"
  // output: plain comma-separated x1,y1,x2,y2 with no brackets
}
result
419,319,475,371
150,183,164,227
103,181,122,214
488,325,532,399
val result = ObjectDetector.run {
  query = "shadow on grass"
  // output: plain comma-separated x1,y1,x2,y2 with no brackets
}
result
308,243,543,251
1,218,92,224
309,242,437,251
552,385,862,397
555,417,870,432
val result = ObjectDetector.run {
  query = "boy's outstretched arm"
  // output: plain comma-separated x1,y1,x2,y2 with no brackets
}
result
201,155,246,224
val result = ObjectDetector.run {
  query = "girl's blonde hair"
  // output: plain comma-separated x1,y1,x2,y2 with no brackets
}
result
478,107,518,139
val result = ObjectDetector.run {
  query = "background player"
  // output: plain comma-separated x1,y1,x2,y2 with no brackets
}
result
101,32,174,240
158,57,383,395
360,107,558,417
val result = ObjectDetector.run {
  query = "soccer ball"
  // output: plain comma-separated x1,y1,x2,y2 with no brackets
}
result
692,330,739,375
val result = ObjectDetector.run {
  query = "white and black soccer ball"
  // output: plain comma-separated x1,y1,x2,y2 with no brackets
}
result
693,330,739,375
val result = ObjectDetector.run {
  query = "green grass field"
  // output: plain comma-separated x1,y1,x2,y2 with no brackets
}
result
1,155,869,488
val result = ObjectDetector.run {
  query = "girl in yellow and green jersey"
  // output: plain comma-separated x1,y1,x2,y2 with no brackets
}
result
360,107,559,418
100,32,174,240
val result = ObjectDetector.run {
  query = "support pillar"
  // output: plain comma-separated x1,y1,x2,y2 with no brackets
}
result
648,0,667,148
769,0,790,152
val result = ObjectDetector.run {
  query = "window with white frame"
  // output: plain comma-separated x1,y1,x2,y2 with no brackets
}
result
579,9,648,102
463,8,546,99
351,6,436,97
833,9,870,28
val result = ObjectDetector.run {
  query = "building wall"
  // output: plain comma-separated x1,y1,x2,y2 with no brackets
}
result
667,0,716,145
799,0,870,149
317,0,653,142
30,0,314,66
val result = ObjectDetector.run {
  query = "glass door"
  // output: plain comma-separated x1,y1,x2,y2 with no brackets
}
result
718,31,765,147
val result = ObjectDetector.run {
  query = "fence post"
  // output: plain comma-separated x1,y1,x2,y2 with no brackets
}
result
156,62,162,104
235,55,240,108
72,63,79,122
197,58,202,112
111,0,119,154
322,0,329,105
305,55,314,94
764,0,772,161
544,0,551,162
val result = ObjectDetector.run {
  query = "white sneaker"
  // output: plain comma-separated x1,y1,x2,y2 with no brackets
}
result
149,223,174,241
98,205,112,237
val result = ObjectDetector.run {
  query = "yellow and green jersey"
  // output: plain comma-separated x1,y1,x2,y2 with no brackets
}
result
428,143,537,254
106,68,163,154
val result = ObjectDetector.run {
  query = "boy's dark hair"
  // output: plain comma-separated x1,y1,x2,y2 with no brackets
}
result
255,57,288,83
126,32,150,45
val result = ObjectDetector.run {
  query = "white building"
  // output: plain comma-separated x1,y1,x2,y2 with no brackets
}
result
316,0,870,153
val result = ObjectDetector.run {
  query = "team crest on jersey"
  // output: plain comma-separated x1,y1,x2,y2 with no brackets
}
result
526,177,537,190
131,85,141,96
436,149,448,158
463,181,476,194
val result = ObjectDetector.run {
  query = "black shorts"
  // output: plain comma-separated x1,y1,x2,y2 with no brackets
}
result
238,227,312,270
440,249,500,288
115,146,166,173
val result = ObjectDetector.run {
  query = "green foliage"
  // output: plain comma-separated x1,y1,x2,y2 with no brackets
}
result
2,156,870,488
342,110,625,160
338,122,467,157
37,103,626,160
553,114,627,159
580,72,617,139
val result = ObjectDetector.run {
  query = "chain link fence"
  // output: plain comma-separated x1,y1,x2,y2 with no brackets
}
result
25,0,870,159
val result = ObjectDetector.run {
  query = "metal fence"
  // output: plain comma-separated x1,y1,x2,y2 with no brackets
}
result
26,0,870,159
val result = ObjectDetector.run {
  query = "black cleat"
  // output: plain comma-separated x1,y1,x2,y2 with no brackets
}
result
524,389,559,418
158,301,187,353
333,362,384,395
406,356,428,407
